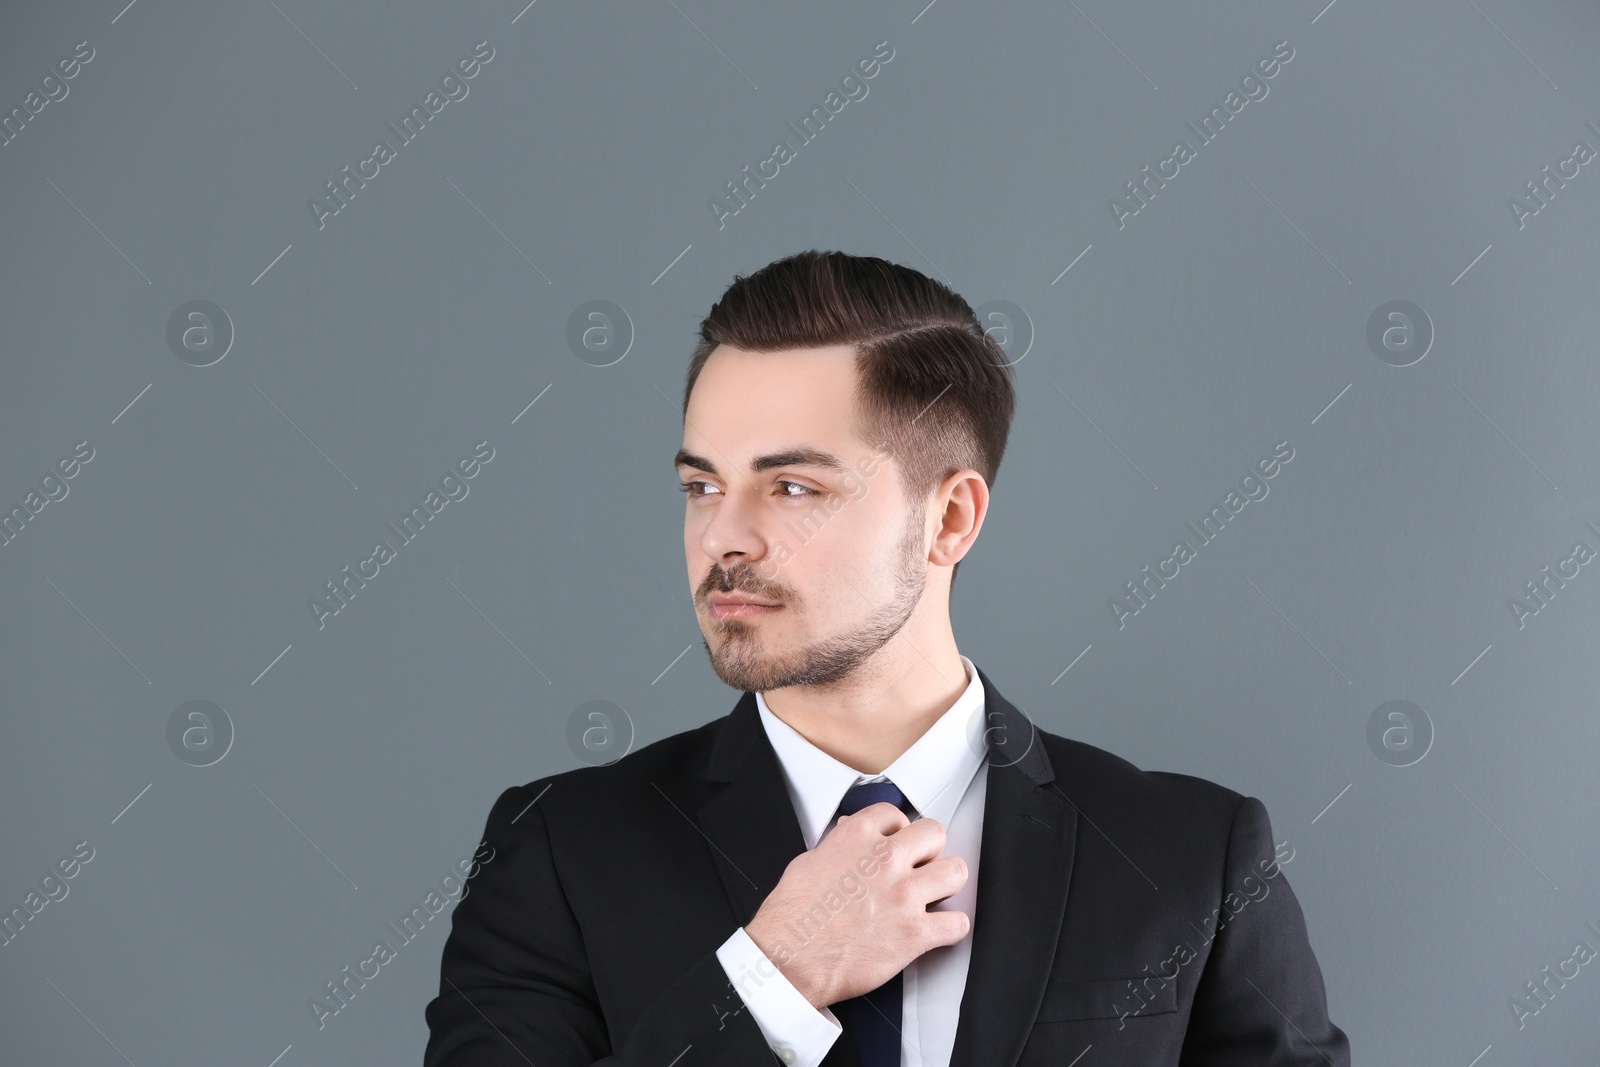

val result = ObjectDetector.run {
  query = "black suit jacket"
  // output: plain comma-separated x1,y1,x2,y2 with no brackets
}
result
424,664,1351,1065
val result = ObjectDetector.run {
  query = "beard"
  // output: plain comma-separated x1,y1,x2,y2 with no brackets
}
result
698,506,928,693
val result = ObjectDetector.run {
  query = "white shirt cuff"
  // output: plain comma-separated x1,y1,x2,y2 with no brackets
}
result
715,925,842,1067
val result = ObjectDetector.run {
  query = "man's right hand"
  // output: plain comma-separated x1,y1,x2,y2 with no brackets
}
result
743,801,971,1009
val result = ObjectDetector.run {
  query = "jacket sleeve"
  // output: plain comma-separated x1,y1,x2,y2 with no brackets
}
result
423,783,783,1066
1177,795,1351,1066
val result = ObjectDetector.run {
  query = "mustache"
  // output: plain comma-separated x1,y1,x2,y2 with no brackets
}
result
699,565,788,603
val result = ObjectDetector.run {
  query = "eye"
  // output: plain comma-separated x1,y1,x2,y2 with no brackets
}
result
679,479,818,499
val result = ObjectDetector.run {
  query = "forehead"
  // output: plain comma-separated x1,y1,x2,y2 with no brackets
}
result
683,343,864,454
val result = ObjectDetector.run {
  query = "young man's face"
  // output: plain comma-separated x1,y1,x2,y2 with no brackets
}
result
676,343,931,693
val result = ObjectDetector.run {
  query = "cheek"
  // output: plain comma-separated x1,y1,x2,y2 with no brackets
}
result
684,522,701,574
811,526,889,587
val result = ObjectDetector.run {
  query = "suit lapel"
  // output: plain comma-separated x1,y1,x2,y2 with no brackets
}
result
693,693,865,1067
694,690,808,926
946,666,1078,1067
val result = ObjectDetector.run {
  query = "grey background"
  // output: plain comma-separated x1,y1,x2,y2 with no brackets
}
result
2,0,1597,1063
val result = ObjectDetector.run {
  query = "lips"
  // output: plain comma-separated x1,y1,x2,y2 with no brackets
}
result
706,593,784,619
707,595,780,609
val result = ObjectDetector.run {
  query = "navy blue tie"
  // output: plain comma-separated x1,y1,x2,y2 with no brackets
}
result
830,779,915,1067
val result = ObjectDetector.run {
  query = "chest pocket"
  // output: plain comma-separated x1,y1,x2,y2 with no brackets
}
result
1035,976,1178,1023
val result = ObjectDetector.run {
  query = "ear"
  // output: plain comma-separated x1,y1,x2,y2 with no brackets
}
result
928,470,989,567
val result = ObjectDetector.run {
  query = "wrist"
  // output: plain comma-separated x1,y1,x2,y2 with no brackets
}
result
745,919,826,1009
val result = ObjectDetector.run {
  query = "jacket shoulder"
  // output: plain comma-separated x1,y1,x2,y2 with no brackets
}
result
1039,727,1250,834
508,711,727,818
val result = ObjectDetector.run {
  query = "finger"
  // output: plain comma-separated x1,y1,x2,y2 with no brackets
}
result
902,855,969,906
838,800,914,837
885,817,951,867
918,908,972,951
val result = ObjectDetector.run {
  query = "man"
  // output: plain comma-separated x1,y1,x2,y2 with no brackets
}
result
423,250,1350,1066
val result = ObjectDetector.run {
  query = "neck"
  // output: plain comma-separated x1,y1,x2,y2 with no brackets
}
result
761,619,967,775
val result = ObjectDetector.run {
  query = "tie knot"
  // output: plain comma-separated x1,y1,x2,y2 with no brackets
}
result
836,778,913,819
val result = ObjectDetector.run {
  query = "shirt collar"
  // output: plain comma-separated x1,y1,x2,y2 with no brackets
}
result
754,654,988,850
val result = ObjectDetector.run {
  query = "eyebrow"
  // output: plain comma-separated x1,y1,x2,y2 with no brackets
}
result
673,446,851,478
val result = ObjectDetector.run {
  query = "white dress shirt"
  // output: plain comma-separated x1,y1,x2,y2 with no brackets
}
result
715,654,990,1067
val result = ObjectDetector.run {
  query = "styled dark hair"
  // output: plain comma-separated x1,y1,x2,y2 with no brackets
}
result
683,249,1017,584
